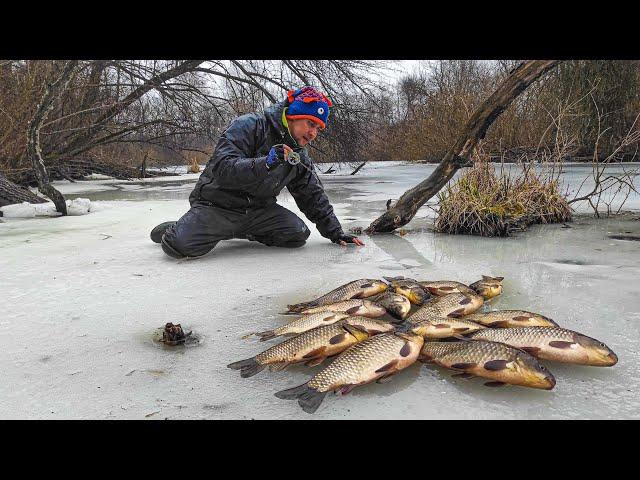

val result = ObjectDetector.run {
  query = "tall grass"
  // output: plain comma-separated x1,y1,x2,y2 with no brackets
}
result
435,162,572,236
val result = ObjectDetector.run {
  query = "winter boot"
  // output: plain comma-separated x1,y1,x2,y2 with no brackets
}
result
150,221,177,243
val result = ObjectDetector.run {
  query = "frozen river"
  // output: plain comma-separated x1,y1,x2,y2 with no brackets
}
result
1,161,639,419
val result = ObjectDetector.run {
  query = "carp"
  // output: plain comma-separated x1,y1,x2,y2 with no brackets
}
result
228,321,373,378
287,279,388,313
275,332,424,414
410,314,486,339
383,276,430,305
242,312,350,341
418,280,477,297
464,310,559,328
297,299,387,317
420,339,556,389
407,292,484,323
467,327,618,366
372,291,412,321
469,275,504,300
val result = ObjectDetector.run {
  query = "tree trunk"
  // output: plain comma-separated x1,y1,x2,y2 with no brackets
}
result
26,60,79,215
365,60,562,234
0,172,48,207
350,161,367,175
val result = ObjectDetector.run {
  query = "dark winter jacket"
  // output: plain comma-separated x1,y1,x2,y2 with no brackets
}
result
189,100,344,240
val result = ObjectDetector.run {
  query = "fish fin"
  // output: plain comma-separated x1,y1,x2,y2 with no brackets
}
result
339,384,356,395
452,334,470,340
329,333,348,345
342,323,369,336
275,382,309,399
255,330,277,341
304,357,326,367
447,308,466,318
240,332,256,340
452,372,475,379
346,306,361,315
484,381,507,387
399,342,412,357
226,358,266,378
287,301,318,313
520,346,542,355
481,275,493,281
269,362,290,372
459,297,472,305
383,276,403,282
351,291,365,299
451,362,476,370
359,282,374,288
493,277,504,282
280,311,299,315
492,320,512,328
303,346,327,358
549,341,575,349
375,359,400,373
434,323,450,329
483,360,510,371
512,315,532,322
377,374,395,384
453,327,470,333
323,314,339,322
275,383,326,414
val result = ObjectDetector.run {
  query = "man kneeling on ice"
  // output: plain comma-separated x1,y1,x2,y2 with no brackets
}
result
150,86,364,259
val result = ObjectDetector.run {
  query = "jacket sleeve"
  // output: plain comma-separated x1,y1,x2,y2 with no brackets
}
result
209,114,271,188
286,155,344,241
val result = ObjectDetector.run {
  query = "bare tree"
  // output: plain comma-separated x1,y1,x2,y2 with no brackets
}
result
366,60,561,234
27,60,78,215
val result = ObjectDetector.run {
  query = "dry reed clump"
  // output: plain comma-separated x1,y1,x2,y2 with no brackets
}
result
435,163,573,237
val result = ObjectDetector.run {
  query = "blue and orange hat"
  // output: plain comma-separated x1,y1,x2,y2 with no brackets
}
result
285,86,332,129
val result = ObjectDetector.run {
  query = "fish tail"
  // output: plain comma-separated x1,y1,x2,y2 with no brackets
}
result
287,301,318,313
275,383,327,414
255,330,277,341
227,357,265,378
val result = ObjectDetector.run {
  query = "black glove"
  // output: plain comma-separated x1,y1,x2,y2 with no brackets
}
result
331,233,359,245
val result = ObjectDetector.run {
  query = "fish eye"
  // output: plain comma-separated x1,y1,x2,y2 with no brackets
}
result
600,343,606,347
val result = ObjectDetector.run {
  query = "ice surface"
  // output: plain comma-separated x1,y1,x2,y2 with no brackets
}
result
1,162,639,419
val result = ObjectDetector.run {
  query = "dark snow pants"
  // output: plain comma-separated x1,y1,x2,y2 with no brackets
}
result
161,201,311,259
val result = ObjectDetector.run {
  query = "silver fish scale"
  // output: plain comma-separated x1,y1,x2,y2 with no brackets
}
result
468,327,575,344
408,294,474,322
421,340,522,365
308,333,407,392
255,323,351,364
272,312,348,336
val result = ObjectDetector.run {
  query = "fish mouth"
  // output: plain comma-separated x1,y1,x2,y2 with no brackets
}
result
543,374,556,390
607,352,619,365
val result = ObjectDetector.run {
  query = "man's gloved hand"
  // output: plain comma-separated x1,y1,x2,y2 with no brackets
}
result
266,144,293,169
331,233,365,246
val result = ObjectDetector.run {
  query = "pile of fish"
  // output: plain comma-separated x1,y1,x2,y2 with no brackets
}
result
228,275,618,414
